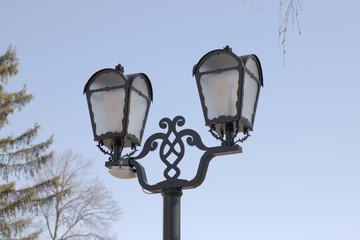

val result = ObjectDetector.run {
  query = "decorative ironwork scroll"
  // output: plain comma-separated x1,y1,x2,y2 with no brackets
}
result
208,122,251,147
100,140,137,165
129,116,242,193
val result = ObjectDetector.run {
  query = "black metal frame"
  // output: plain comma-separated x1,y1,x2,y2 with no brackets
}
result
129,116,242,193
85,47,263,240
84,68,129,143
125,73,153,145
193,46,263,137
238,54,264,132
193,47,244,129
106,116,242,240
83,65,153,151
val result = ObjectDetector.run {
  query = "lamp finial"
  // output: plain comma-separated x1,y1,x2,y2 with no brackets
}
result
115,64,124,73
223,45,232,52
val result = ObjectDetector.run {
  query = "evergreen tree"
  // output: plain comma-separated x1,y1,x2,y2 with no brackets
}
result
0,45,56,239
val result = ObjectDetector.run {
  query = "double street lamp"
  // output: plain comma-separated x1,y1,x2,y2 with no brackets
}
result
84,46,263,240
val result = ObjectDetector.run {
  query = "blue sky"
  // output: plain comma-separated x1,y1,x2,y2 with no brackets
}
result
1,0,360,239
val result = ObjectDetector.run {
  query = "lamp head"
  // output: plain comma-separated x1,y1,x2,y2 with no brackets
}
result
193,46,263,142
84,65,153,151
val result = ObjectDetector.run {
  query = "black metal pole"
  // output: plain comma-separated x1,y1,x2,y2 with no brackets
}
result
162,188,183,240
225,123,234,147
113,139,124,162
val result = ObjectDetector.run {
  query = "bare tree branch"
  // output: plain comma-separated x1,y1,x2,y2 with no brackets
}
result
34,150,121,240
279,0,302,63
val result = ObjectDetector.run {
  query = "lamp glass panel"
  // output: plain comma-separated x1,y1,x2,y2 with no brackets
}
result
90,89,126,136
127,76,150,141
241,60,259,125
131,76,150,97
89,71,126,90
200,69,239,120
199,53,238,73
245,57,260,79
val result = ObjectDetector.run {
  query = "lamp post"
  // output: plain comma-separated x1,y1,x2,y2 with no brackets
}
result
83,46,263,240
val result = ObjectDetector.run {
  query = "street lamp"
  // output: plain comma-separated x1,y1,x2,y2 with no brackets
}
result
83,46,263,240
83,64,153,178
193,45,263,146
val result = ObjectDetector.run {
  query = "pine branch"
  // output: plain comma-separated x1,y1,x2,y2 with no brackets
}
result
0,219,32,238
0,190,59,218
0,45,54,240
0,180,58,222
0,86,33,129
0,45,19,84
0,182,16,200
0,136,53,162
0,189,36,217
0,152,54,181
0,124,40,151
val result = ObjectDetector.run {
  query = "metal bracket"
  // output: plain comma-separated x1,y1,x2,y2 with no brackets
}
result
101,140,138,168
209,125,226,146
97,141,114,161
209,123,251,146
129,116,242,193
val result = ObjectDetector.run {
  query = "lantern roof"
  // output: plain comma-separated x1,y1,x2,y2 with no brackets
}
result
192,48,241,76
83,68,122,94
83,68,153,102
238,54,264,87
126,73,154,102
193,49,263,87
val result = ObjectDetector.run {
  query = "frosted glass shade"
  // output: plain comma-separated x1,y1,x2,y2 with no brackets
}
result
241,57,260,126
200,70,239,119
84,68,153,151
86,70,127,139
90,89,126,136
127,75,151,141
194,48,263,134
194,50,242,129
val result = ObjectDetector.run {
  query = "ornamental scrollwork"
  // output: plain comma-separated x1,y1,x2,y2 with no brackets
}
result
133,116,208,180
129,116,242,193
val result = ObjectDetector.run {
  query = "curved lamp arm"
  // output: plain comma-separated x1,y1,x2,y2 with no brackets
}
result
128,116,242,193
